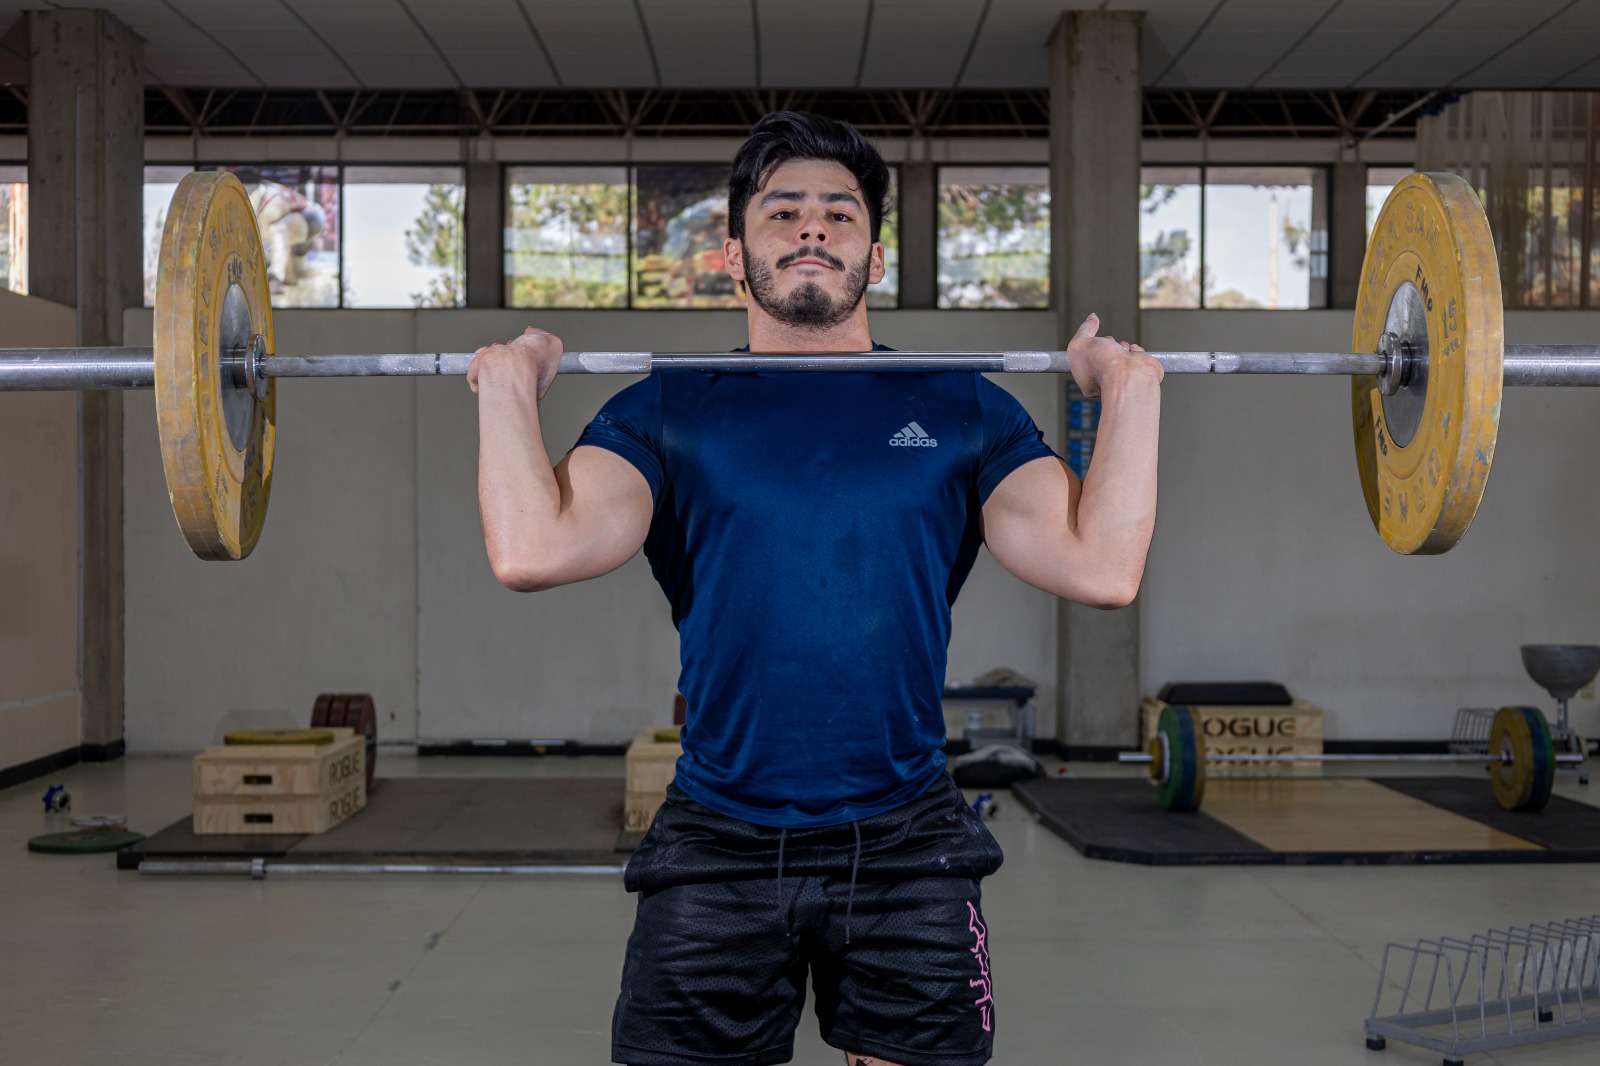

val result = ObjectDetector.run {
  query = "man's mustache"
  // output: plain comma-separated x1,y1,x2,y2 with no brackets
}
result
775,246,846,271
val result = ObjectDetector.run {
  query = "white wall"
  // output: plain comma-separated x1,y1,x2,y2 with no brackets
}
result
120,308,1060,751
120,306,1600,751
0,290,81,771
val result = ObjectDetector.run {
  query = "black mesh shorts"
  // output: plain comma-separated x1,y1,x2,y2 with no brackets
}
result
612,775,1003,1066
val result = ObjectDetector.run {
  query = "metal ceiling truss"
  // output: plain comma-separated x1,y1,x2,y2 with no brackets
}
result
0,88,1439,140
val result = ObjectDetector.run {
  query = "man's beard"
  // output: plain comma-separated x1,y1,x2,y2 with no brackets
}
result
743,244,872,330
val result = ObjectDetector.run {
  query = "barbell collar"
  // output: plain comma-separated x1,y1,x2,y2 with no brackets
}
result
8,345,1600,391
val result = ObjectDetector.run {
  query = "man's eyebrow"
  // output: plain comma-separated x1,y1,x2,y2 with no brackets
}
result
757,189,864,209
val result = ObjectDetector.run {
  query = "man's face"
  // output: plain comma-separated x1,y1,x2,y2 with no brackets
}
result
726,159,885,330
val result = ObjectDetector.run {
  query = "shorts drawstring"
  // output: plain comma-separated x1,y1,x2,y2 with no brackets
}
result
776,827,789,935
844,820,862,945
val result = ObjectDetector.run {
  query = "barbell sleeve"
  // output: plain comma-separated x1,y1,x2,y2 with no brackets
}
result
0,348,157,390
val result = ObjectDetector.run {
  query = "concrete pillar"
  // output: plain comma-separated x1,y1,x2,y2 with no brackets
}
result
27,9,143,753
464,160,503,308
897,160,936,309
1331,160,1367,310
1049,10,1143,751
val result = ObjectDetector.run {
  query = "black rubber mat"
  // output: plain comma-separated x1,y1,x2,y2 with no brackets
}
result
1012,777,1600,866
1376,777,1600,853
1011,779,1276,866
120,777,634,870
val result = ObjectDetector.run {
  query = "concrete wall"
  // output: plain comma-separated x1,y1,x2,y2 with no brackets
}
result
118,306,1600,751
0,289,80,770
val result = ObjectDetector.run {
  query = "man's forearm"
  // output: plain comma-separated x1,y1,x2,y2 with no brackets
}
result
1073,378,1161,596
477,382,563,581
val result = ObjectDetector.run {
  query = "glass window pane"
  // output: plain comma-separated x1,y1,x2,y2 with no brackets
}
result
865,167,899,310
1523,165,1588,309
505,166,628,309
1366,166,1412,239
343,166,464,308
1140,166,1201,309
143,166,194,307
1203,166,1324,310
936,166,1050,309
1,165,26,295
633,165,738,309
205,165,341,308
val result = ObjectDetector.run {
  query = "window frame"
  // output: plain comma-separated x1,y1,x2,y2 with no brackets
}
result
504,161,901,312
143,161,468,311
1141,162,1333,311
932,163,1052,312
0,161,27,296
339,163,468,310
502,162,632,312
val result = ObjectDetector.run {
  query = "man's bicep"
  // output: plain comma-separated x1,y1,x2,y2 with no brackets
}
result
980,456,1082,589
551,445,656,581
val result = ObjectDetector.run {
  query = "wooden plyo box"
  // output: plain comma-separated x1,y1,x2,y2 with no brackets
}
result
1141,698,1324,777
193,728,366,835
625,728,682,832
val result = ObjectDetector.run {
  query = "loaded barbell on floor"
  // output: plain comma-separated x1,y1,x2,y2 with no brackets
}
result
1,170,1599,558
1124,704,1577,814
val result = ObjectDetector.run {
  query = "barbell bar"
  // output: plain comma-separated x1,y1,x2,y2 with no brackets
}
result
7,344,1600,390
1132,705,1567,814
0,169,1588,560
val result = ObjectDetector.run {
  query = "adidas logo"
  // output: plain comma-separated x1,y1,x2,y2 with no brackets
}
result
889,421,938,447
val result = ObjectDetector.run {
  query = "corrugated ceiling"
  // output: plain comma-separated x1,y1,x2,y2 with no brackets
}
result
0,0,1596,91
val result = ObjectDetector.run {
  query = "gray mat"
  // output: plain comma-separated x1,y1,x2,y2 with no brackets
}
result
120,777,635,869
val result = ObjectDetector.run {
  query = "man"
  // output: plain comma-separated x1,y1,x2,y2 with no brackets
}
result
470,111,1162,1066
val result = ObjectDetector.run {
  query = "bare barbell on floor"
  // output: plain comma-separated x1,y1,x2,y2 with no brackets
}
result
0,170,1594,559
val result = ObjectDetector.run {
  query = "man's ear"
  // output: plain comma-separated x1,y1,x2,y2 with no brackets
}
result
725,237,745,288
868,242,886,286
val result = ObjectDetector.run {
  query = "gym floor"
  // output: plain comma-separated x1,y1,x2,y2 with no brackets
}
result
4,756,1597,1065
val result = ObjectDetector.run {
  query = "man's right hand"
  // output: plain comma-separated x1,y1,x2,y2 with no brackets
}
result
1065,312,1162,399
468,327,565,400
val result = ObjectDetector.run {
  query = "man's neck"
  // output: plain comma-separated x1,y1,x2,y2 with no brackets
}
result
746,307,873,353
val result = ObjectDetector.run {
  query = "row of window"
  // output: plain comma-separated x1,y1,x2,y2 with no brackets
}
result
0,163,1413,311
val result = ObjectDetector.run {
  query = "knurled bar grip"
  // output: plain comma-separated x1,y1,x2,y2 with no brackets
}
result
6,346,1600,390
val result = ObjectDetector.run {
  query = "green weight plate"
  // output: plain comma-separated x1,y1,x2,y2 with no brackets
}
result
1520,706,1556,812
1156,705,1206,812
1489,706,1556,812
28,828,146,854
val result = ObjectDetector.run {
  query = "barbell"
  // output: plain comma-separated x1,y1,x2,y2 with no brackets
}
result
1124,703,1576,814
2,169,1599,559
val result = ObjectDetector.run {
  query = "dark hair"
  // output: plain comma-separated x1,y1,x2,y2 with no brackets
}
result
727,111,891,243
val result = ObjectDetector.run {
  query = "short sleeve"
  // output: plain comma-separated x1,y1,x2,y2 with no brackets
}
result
574,375,665,505
975,376,1057,502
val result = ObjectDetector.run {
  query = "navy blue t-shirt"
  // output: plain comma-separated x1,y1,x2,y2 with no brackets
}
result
575,355,1055,828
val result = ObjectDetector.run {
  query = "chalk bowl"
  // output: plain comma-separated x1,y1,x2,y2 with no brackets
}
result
1520,644,1600,702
